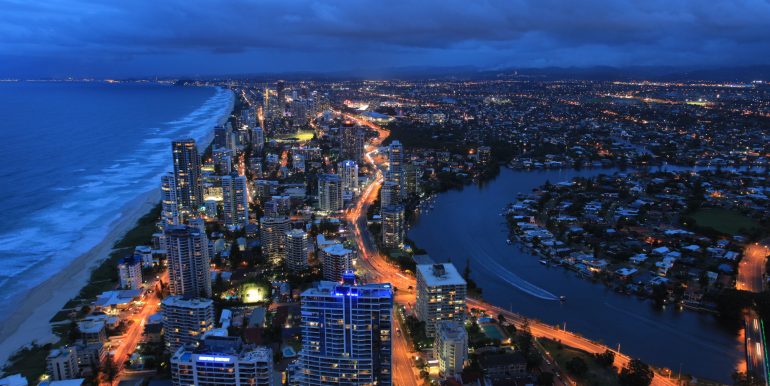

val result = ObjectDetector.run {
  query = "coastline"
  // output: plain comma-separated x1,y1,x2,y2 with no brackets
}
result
0,189,159,366
0,85,234,368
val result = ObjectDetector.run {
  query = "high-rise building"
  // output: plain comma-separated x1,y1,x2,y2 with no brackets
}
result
252,127,265,154
212,148,233,175
285,229,310,274
295,274,392,386
380,181,401,208
434,321,468,379
161,173,180,227
117,255,142,290
166,225,211,298
381,205,404,249
162,296,215,352
416,263,467,337
47,347,79,381
338,160,359,196
259,216,290,260
320,244,354,282
221,174,249,228
317,174,342,212
339,122,364,161
386,140,403,190
172,139,204,213
171,336,274,386
403,163,418,197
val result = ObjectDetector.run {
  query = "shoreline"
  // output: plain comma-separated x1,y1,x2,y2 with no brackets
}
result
0,86,234,368
0,189,159,366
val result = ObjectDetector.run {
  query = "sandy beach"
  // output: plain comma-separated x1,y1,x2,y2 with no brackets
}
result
0,189,160,366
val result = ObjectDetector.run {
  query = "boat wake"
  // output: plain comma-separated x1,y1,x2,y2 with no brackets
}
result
461,232,559,301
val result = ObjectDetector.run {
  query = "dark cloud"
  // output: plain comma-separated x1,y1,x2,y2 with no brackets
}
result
1,0,769,77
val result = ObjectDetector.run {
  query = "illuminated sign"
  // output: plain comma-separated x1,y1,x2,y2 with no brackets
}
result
197,356,231,363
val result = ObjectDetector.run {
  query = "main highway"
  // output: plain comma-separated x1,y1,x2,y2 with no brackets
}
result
738,242,770,385
343,110,678,386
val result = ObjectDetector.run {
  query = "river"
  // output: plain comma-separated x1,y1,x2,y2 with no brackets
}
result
407,166,741,383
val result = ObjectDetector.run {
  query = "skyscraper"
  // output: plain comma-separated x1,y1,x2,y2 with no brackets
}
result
259,216,290,260
171,336,274,386
320,244,354,282
161,173,180,227
338,160,359,196
165,225,212,298
380,180,401,209
386,140,403,190
221,174,249,228
252,126,265,154
416,263,467,337
339,122,364,161
285,229,310,274
172,139,204,213
434,321,468,379
317,174,342,212
161,296,215,352
295,273,392,386
381,205,405,249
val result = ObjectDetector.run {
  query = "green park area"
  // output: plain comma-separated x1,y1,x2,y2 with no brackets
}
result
689,208,761,236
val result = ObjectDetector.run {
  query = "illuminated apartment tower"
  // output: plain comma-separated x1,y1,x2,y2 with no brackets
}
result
212,148,233,175
285,229,310,273
172,139,204,213
320,244,354,282
161,173,180,227
259,216,290,260
338,160,359,196
171,337,273,386
221,174,249,228
339,122,364,161
295,273,392,386
317,174,343,212
381,205,405,249
416,263,467,337
165,225,212,298
434,321,468,379
162,296,214,352
386,140,403,192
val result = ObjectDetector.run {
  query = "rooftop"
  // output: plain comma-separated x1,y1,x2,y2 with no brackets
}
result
161,296,213,309
417,263,466,287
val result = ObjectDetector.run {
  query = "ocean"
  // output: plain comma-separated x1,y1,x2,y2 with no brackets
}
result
0,81,233,314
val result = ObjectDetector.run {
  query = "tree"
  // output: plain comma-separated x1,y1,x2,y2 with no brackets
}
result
463,258,471,281
565,357,588,377
595,349,615,368
497,313,506,324
618,359,653,386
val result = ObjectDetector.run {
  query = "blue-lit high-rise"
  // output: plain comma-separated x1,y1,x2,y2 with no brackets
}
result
294,273,393,385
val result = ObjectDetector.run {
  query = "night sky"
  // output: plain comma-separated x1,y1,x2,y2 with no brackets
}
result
2,0,770,78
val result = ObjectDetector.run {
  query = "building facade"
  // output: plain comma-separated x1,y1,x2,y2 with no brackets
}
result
172,139,204,213
434,321,468,379
117,255,142,290
416,263,467,337
285,229,310,273
320,244,354,282
381,205,405,249
338,160,359,196
295,274,392,385
165,225,212,298
171,337,273,386
317,174,343,212
259,216,290,260
161,296,215,352
221,174,249,228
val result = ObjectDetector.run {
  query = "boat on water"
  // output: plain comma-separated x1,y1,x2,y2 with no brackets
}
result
559,295,567,302
539,259,548,265
506,239,512,245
